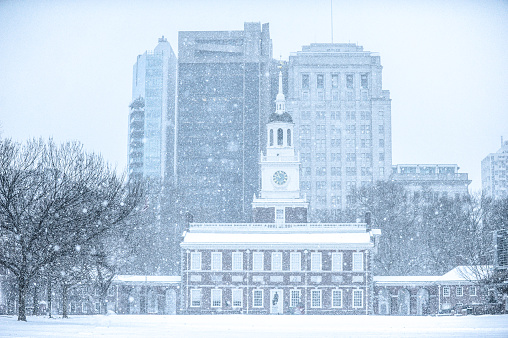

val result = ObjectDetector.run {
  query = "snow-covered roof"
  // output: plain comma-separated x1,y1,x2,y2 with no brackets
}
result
112,275,181,285
437,266,492,283
374,276,439,284
181,232,374,250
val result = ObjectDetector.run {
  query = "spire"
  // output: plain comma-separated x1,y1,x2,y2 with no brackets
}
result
275,65,285,114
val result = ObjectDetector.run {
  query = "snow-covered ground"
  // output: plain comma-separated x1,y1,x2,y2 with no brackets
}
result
1,314,507,337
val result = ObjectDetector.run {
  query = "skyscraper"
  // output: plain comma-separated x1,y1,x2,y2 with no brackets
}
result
287,43,392,218
177,22,273,222
129,36,177,182
482,138,508,199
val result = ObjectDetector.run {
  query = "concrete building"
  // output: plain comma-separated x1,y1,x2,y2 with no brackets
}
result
176,22,274,222
391,164,471,200
286,43,392,218
482,139,508,200
128,36,177,182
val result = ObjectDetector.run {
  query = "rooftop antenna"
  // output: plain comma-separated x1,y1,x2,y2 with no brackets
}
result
331,0,334,43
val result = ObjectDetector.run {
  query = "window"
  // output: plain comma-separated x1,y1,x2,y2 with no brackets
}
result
361,74,368,89
271,252,282,271
275,209,284,223
316,125,326,134
315,139,326,148
332,253,343,271
331,125,340,135
443,286,450,297
302,74,309,89
331,74,339,88
346,153,356,162
331,181,341,190
211,252,222,271
290,290,301,307
301,153,311,163
316,181,326,190
232,289,242,307
379,139,385,148
361,139,371,148
316,153,326,162
253,290,263,307
190,289,201,307
378,110,384,118
456,286,463,297
346,74,354,89
316,167,326,176
332,91,339,102
287,129,291,146
361,167,372,176
330,111,340,120
301,111,310,120
353,290,363,308
253,252,264,271
332,290,343,308
346,167,356,176
311,290,322,308
302,167,311,177
277,128,283,146
346,125,356,135
317,74,324,89
232,252,243,271
470,286,477,296
301,181,311,190
346,111,356,120
331,138,341,148
379,125,384,134
316,111,326,119
211,289,222,307
331,153,341,162
300,125,310,135
360,111,371,120
331,195,341,206
302,91,309,100
328,167,340,176
379,153,385,162
345,139,356,148
190,252,201,271
379,167,385,176
311,252,322,271
317,91,324,101
269,129,273,146
300,139,311,148
352,252,363,271
290,252,301,272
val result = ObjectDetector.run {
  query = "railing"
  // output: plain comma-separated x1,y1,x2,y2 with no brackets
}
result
391,173,469,181
189,222,368,232
261,155,299,162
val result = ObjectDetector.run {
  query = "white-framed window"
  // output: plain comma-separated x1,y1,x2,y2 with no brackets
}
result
253,290,263,307
190,289,201,307
353,289,363,308
290,252,301,272
290,289,301,307
311,252,322,271
456,286,463,297
332,289,343,308
275,209,284,223
232,252,243,271
253,252,264,271
352,252,363,272
107,285,115,296
311,290,322,308
470,286,477,296
332,253,343,272
232,289,243,308
190,252,201,271
211,252,222,271
271,252,282,271
211,289,222,308
443,286,450,297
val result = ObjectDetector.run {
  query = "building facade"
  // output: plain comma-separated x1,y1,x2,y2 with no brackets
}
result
129,36,177,182
286,43,392,218
391,164,471,200
177,22,274,222
482,139,508,200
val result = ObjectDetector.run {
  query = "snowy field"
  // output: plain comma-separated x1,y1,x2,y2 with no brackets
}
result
1,315,508,338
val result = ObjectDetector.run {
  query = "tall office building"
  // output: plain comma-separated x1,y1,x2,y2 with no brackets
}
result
128,36,177,182
287,44,392,218
482,138,508,199
177,22,274,222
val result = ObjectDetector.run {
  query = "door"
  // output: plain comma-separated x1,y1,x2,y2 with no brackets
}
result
270,289,283,314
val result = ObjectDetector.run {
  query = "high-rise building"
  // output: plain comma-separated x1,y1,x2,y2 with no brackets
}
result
287,44,392,218
482,138,508,200
128,36,177,182
177,22,273,222
391,164,470,200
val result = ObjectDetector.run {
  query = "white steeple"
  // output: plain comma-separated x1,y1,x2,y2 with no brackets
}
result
275,69,285,114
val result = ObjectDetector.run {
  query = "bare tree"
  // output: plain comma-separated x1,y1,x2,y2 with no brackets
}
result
0,139,143,321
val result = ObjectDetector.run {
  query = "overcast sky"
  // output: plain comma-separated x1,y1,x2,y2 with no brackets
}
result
1,0,507,191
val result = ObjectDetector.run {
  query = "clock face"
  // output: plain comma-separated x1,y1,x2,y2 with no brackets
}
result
272,170,288,185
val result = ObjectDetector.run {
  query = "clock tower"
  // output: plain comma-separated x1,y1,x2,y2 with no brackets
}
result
252,69,308,224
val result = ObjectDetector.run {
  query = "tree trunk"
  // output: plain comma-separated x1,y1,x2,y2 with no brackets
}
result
17,274,29,321
32,283,38,316
47,278,52,318
62,283,69,319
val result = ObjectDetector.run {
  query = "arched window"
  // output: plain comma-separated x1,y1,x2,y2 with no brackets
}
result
287,129,291,146
277,128,283,146
269,129,274,146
